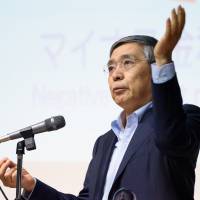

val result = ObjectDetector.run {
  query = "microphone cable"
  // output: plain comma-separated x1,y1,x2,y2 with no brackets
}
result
0,185,9,200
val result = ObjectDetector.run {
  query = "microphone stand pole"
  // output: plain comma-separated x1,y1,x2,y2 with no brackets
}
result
15,141,25,200
15,128,36,200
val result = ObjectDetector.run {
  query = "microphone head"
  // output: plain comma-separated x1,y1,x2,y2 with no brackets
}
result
112,188,136,200
45,116,66,131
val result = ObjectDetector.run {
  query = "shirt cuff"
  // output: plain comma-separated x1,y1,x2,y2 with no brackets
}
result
22,178,37,200
151,62,176,84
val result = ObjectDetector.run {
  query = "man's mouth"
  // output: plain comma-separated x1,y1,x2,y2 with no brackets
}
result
113,87,127,93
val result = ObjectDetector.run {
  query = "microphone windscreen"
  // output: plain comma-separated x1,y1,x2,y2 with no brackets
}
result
45,116,66,131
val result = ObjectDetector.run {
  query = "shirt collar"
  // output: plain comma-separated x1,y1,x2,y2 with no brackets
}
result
134,101,152,122
111,101,152,136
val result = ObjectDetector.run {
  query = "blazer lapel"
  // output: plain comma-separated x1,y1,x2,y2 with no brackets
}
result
94,130,117,200
114,109,154,182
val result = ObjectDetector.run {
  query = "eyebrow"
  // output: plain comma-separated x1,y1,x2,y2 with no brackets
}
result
107,54,137,66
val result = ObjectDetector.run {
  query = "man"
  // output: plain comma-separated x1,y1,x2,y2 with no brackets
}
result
1,5,200,200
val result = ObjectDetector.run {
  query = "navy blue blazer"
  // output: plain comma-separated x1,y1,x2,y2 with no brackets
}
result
29,76,200,200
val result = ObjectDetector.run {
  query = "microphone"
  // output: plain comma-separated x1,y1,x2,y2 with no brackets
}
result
112,188,137,200
0,116,66,143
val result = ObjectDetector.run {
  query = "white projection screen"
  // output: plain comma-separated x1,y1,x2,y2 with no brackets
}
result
0,0,200,199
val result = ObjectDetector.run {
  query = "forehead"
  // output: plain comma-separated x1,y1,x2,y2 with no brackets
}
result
110,42,145,59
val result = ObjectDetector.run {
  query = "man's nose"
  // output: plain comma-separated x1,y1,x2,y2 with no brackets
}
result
111,65,124,81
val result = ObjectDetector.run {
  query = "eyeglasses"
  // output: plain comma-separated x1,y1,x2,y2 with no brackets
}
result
104,56,147,75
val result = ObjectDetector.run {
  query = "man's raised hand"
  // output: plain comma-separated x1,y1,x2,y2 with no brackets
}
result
154,5,185,66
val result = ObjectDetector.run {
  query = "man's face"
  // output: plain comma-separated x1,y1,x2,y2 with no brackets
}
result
108,42,152,114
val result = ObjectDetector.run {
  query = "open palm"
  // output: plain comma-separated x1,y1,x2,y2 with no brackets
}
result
154,5,185,66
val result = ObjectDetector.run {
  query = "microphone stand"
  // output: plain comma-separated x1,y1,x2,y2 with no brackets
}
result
15,128,36,200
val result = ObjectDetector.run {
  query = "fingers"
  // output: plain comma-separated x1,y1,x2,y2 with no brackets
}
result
0,158,9,166
165,18,171,39
4,166,17,187
171,8,178,36
0,158,17,187
169,5,185,40
0,159,11,178
177,5,185,35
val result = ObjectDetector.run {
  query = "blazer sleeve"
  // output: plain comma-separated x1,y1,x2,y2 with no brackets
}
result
28,136,101,200
152,74,200,158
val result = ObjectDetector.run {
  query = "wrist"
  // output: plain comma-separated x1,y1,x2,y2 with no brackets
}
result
23,177,36,192
155,56,172,66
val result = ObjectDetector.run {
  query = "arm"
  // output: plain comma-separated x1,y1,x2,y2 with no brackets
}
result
152,74,200,157
152,6,200,157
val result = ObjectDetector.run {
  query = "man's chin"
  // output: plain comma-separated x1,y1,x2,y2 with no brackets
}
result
113,97,128,108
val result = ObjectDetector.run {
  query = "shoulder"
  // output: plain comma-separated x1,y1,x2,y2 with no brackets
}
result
95,129,116,145
92,129,116,155
183,104,200,113
183,104,200,138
